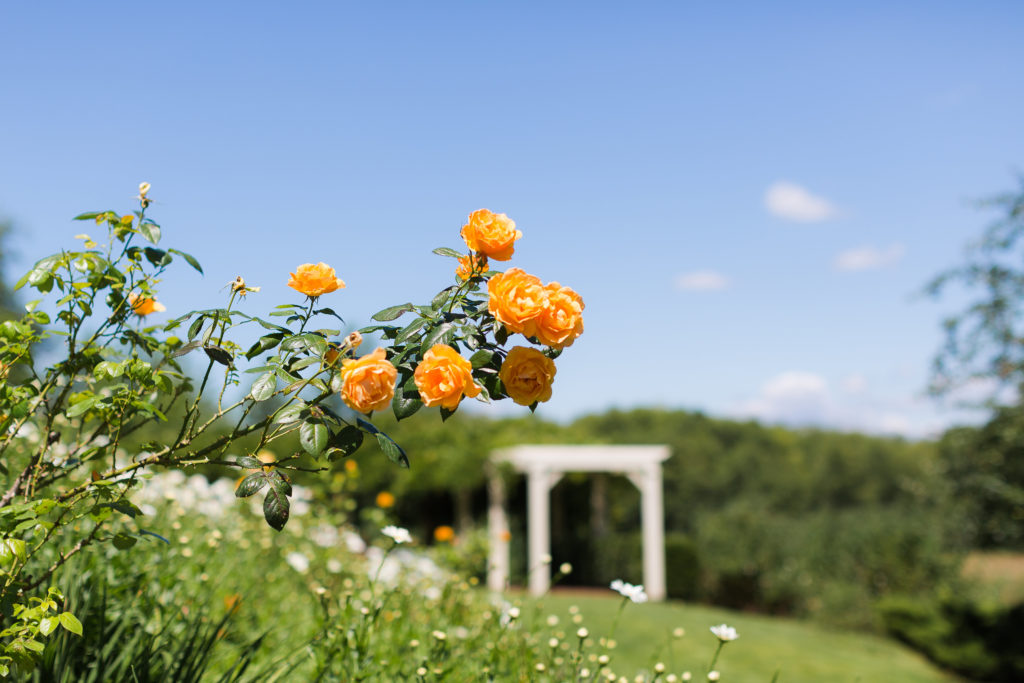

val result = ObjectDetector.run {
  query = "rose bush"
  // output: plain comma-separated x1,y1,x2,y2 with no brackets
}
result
0,189,583,674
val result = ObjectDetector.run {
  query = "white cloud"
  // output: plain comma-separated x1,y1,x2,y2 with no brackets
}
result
735,371,831,425
841,373,868,395
764,181,838,223
834,244,905,272
674,270,730,291
730,370,948,438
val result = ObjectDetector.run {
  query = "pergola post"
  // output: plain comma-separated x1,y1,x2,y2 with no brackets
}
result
527,468,560,596
486,463,509,592
627,465,667,601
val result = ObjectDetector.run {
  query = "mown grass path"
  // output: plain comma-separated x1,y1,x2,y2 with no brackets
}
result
536,592,958,682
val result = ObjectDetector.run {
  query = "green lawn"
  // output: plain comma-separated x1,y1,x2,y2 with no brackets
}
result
533,592,958,683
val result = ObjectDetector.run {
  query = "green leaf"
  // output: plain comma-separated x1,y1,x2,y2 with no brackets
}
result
235,472,268,498
250,372,276,401
187,316,206,341
440,405,458,421
170,339,203,358
73,211,102,221
470,350,495,369
432,287,455,310
392,379,423,421
38,617,57,637
421,323,454,352
168,249,204,274
93,360,124,380
299,421,328,456
432,247,464,259
263,488,290,531
204,345,234,367
494,325,509,346
375,432,410,468
327,425,363,460
371,303,415,322
235,455,262,468
245,333,284,360
58,612,83,637
111,532,137,550
138,222,161,245
395,318,427,344
66,396,100,418
143,247,172,267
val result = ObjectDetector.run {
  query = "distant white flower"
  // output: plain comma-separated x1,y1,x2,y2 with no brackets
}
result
540,553,552,564
432,630,447,641
559,562,573,574
610,579,648,603
577,627,589,639
382,525,412,544
707,672,720,682
710,624,739,642
285,551,310,573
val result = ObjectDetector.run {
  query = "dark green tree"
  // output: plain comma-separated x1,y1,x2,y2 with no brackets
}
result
926,175,1024,395
0,220,19,320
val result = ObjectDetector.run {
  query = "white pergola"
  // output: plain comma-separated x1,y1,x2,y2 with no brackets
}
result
487,445,671,601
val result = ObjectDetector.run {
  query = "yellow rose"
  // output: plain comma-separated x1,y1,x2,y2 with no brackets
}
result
287,262,346,298
340,348,397,414
487,268,546,339
127,293,166,316
535,283,585,349
456,253,489,280
499,346,557,406
460,209,522,261
413,344,481,410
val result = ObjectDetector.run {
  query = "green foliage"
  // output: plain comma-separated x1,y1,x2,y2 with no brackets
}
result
0,186,581,670
937,407,1024,549
925,174,1024,395
0,221,19,322
878,593,1024,682
664,533,700,601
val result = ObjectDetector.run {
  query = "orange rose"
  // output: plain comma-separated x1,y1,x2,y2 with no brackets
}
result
487,268,546,339
460,209,522,261
456,253,489,280
499,346,557,406
413,344,481,410
340,348,397,413
376,491,396,508
535,283,585,349
127,293,166,316
434,525,455,543
287,262,346,298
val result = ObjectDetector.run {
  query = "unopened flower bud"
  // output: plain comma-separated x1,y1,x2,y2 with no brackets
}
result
346,331,363,349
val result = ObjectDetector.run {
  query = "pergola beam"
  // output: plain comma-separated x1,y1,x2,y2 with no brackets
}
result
488,445,670,601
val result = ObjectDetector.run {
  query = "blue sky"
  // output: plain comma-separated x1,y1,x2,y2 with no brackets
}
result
2,2,1023,437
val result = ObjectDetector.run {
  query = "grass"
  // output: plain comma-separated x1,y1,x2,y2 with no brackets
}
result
533,591,958,682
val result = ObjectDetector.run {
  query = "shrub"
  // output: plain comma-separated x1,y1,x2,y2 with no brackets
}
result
878,593,1024,682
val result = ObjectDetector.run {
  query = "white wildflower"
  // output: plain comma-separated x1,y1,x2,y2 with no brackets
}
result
710,624,738,642
382,525,412,544
285,552,310,573
610,579,648,603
